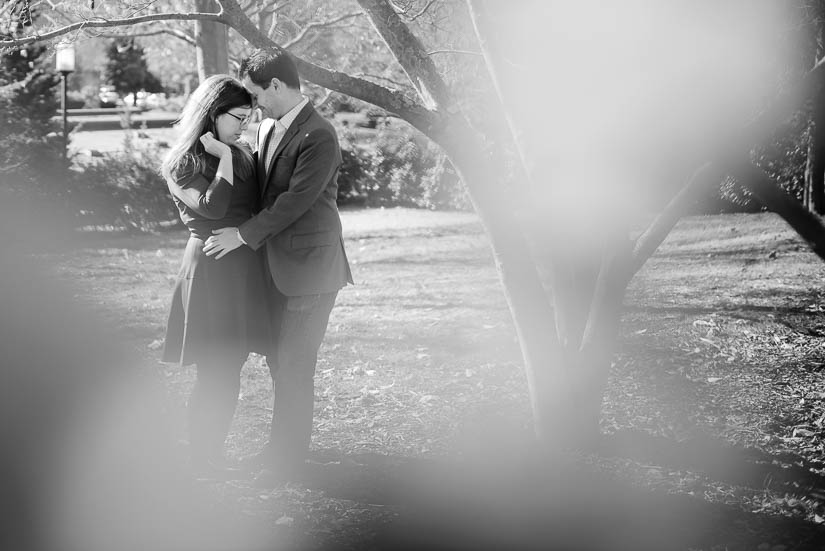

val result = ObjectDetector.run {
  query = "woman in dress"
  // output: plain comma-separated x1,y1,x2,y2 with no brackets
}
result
160,74,267,475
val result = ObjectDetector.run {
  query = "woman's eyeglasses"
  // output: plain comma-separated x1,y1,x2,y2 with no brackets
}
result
224,112,250,125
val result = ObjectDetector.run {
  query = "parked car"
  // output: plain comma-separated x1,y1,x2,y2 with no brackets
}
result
143,92,165,110
122,91,144,108
98,86,119,108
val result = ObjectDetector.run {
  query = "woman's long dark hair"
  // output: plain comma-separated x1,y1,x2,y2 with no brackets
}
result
161,74,254,181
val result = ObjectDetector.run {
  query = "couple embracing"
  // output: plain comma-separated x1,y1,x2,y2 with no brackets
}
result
160,49,353,486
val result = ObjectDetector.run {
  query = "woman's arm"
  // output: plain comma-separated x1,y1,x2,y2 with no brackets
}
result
167,133,235,220
167,172,233,220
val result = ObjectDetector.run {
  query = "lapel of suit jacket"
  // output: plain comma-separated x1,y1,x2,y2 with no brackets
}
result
262,104,315,195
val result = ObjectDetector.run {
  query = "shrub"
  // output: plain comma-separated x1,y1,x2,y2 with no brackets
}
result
65,90,86,109
337,122,470,211
0,43,67,199
68,139,177,231
337,146,368,206
719,114,808,212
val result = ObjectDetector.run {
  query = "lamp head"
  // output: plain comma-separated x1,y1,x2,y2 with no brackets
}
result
55,42,75,74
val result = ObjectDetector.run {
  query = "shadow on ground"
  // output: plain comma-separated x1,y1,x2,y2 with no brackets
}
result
597,430,825,493
291,436,825,551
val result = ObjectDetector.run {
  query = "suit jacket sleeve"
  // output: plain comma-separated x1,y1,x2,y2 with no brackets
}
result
239,128,338,249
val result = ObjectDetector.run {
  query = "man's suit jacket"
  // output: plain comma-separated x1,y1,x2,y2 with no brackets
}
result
238,103,353,296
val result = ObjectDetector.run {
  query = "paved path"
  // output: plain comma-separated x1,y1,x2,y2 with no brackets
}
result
69,117,260,155
65,110,178,132
70,127,178,154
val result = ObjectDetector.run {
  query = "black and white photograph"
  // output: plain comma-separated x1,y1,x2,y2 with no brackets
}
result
2,1,825,550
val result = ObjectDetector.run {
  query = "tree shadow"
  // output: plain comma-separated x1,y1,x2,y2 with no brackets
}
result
625,303,819,318
595,430,825,496
295,443,825,551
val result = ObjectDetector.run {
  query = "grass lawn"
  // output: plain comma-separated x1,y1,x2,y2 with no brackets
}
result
37,208,825,550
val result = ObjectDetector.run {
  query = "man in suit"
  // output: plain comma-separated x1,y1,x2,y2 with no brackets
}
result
204,49,353,486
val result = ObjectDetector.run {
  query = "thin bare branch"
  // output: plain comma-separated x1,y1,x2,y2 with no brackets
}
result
388,0,411,14
3,0,440,137
408,0,438,21
104,27,196,45
356,0,454,110
427,49,482,57
257,0,291,14
218,0,440,132
316,89,335,109
283,12,362,49
0,10,225,48
248,0,291,34
0,1,18,20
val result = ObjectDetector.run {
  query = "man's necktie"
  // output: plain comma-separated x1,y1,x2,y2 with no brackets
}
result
264,120,287,177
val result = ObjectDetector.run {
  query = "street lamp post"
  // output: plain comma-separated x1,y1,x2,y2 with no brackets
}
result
55,42,75,160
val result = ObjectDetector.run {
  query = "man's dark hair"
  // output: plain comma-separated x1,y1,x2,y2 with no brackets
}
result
239,49,300,90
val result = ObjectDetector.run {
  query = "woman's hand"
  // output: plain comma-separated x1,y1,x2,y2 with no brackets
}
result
200,132,232,159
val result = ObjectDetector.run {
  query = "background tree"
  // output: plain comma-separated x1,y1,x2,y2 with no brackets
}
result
0,1,64,197
804,0,825,214
103,38,163,104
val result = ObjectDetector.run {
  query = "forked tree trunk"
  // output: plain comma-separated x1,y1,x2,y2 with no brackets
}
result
465,0,624,447
528,224,634,447
430,128,559,443
438,118,626,448
194,0,229,80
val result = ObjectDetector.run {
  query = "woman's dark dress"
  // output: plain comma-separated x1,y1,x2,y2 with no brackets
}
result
162,153,268,366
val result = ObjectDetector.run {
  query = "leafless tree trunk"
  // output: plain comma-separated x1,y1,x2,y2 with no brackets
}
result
465,0,630,446
194,0,229,80
805,99,825,214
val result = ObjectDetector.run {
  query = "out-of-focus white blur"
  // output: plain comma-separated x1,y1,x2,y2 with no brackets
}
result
485,0,800,238
0,195,269,550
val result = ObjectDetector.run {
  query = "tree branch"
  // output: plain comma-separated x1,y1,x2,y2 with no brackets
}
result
629,52,825,278
255,0,291,15
355,0,454,111
427,48,482,57
408,0,438,22
3,1,443,139
466,0,531,185
729,160,825,262
96,27,196,46
283,12,363,50
316,89,335,109
387,0,412,15
0,11,225,48
354,72,417,94
629,163,724,279
218,0,441,133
